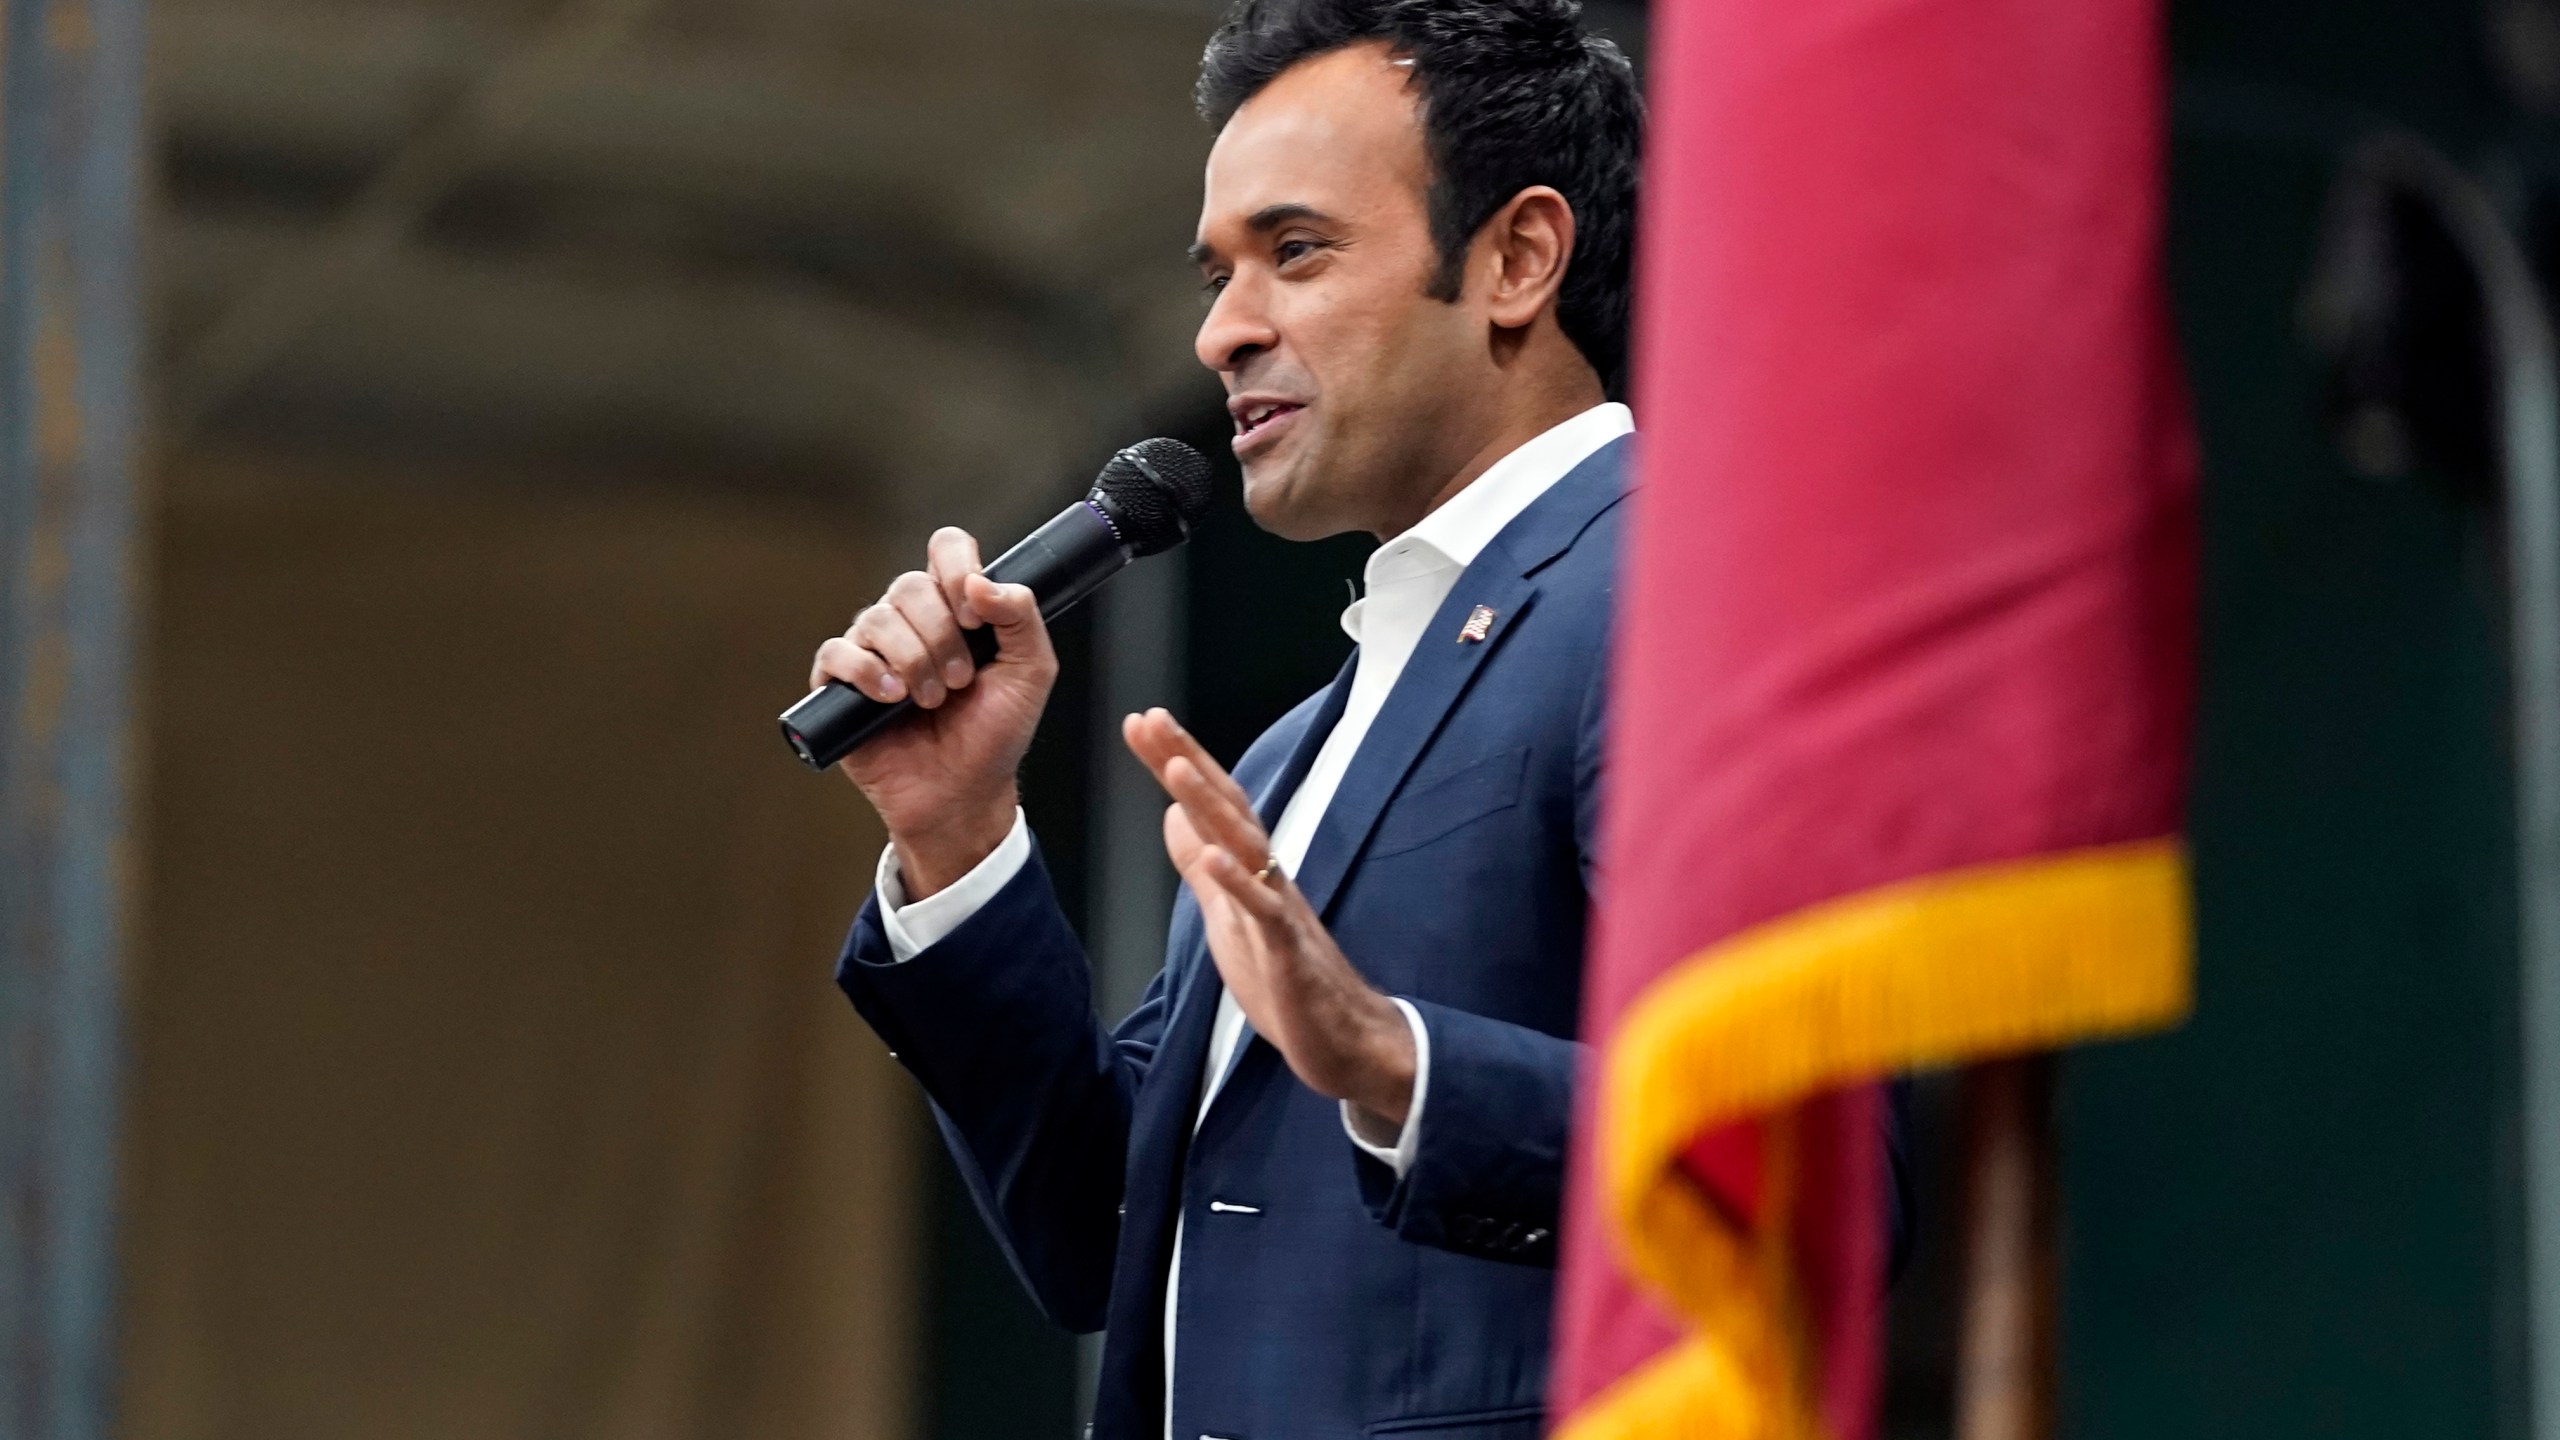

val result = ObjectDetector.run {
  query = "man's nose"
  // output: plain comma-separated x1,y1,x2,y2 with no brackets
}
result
1194,274,1278,374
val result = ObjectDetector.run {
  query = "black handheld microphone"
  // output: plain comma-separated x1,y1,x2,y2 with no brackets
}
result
780,437,1215,770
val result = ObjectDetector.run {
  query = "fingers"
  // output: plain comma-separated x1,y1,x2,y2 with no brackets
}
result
1124,709,1268,867
1124,709,1252,807
848,593,947,707
964,573,1055,670
811,634,903,702
883,569,974,698
1165,757,1273,871
1142,724,1280,916
1161,799,1204,872
805,527,996,706
1188,841,1294,927
926,527,985,631
1129,709,1261,843
1122,711,1153,769
803,528,1041,709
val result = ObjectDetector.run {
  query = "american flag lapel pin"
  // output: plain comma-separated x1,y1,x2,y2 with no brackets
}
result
1457,604,1496,644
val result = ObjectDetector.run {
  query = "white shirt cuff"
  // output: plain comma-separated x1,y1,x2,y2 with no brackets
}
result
874,808,1032,961
1340,998,1429,1178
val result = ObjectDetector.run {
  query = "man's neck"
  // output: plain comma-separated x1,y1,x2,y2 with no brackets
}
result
1383,375,1608,538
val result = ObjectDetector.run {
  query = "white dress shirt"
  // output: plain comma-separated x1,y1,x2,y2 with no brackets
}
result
870,400,1633,1436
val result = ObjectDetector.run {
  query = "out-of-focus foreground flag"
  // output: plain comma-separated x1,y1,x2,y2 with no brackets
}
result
1551,0,2197,1435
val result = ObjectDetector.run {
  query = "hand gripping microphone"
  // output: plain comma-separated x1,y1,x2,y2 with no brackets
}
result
780,437,1214,770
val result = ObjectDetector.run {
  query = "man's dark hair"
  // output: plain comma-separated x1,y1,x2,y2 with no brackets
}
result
1197,0,1643,397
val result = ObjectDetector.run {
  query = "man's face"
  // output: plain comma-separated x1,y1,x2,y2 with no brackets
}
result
1192,44,1484,540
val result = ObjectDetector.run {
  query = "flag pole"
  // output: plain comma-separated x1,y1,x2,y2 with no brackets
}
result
0,0,145,1435
1955,1055,2059,1440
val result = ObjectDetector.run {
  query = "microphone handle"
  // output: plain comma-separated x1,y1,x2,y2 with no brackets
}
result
780,501,1130,770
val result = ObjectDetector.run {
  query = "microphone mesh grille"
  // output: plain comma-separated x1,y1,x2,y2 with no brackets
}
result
1090,438,1214,557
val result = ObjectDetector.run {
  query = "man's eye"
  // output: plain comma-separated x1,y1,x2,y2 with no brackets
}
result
1200,274,1229,304
1276,239,1323,265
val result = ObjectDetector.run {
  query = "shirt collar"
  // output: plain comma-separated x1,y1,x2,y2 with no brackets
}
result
1397,401,1633,575
1343,401,1635,639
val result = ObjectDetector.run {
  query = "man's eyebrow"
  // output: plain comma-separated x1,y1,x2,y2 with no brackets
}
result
1188,203,1341,267
1247,202,1336,233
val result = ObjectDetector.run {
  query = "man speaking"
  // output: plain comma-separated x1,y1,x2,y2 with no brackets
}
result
814,3,1643,1434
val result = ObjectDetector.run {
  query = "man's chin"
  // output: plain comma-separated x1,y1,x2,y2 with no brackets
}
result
1240,463,1341,542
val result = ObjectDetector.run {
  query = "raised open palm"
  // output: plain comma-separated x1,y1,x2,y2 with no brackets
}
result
1123,708,1415,1124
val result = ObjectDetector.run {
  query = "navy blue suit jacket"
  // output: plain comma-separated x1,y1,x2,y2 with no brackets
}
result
838,439,1905,1439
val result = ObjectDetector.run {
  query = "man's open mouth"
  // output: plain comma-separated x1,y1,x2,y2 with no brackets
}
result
1235,401,1304,437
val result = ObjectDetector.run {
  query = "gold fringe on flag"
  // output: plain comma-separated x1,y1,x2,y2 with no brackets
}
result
1558,837,2192,1440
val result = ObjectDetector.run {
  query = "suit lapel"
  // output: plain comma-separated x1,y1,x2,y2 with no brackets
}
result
1286,436,1631,918
1287,575,1536,920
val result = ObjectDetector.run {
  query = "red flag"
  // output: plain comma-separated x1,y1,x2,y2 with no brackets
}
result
1552,0,2197,1433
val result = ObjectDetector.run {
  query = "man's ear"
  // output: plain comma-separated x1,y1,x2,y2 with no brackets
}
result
1478,186,1578,331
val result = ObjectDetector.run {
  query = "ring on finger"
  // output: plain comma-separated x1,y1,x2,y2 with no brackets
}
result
1253,857,1285,885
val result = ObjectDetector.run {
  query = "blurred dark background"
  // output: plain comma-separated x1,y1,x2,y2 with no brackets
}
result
106,0,2560,1436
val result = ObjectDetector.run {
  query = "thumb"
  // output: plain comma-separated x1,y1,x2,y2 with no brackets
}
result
965,575,1054,669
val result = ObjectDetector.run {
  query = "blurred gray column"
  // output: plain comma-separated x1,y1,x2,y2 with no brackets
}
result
0,0,144,1435
2475,170,2560,1440
1077,544,1188,1428
2327,135,2560,1440
1086,546,1188,1022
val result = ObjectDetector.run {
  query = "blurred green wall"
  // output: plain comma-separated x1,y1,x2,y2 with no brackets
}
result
2064,1,2527,1435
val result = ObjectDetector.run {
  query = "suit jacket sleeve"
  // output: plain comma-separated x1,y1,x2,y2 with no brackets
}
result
1351,997,1578,1266
836,837,1161,1332
1350,652,1918,1278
